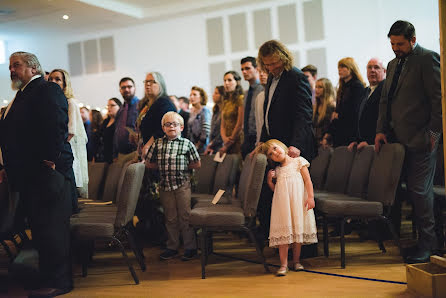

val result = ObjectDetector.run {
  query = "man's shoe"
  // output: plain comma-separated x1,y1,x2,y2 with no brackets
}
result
28,286,72,297
159,249,178,260
276,266,288,276
181,249,197,261
405,249,432,264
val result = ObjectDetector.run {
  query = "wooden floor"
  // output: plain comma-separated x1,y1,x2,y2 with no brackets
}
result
1,228,420,297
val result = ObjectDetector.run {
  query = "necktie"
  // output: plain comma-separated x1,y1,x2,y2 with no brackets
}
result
386,57,405,128
244,86,253,136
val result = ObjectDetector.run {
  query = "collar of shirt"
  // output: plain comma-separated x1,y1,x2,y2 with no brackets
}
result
272,71,283,81
127,96,139,106
21,74,41,91
164,135,182,141
250,79,261,87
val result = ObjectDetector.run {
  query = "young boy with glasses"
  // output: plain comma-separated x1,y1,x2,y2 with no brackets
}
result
146,111,201,260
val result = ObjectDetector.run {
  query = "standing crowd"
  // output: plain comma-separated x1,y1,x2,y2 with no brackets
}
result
0,19,442,295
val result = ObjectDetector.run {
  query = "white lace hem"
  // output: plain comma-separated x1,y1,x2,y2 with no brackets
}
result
269,233,318,247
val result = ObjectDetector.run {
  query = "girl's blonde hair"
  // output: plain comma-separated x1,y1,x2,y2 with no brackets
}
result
336,57,366,103
259,139,288,157
313,78,335,124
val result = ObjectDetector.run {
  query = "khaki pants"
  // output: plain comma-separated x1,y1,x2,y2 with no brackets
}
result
160,182,196,251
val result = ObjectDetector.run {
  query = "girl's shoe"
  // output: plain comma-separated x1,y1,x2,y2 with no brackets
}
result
293,263,304,271
276,266,288,276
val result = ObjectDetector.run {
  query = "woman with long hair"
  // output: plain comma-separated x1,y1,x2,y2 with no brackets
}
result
204,85,225,154
220,71,244,154
49,69,89,199
188,86,211,153
101,98,122,163
325,57,366,147
313,78,336,146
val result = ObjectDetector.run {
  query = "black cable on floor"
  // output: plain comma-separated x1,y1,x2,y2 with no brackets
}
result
212,252,407,285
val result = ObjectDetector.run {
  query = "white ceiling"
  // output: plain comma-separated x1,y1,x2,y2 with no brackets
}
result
0,0,267,38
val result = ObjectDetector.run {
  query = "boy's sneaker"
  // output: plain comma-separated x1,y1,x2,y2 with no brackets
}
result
160,249,178,260
181,249,197,261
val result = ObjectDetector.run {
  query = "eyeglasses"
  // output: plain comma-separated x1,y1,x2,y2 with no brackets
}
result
143,80,157,85
263,60,282,68
163,122,180,128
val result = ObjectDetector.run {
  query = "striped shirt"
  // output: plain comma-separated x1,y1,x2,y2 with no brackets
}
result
147,136,200,191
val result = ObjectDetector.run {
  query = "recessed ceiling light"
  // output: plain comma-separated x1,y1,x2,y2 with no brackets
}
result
62,14,69,20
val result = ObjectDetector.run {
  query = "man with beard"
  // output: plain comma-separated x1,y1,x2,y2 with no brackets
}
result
375,20,442,263
113,77,140,161
0,51,74,296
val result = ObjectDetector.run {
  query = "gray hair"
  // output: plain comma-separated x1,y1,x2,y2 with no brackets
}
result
148,71,168,99
10,51,44,76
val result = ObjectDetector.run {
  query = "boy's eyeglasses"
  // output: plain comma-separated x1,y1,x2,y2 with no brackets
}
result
163,122,180,128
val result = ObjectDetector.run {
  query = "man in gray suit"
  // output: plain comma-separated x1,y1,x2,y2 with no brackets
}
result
375,20,442,263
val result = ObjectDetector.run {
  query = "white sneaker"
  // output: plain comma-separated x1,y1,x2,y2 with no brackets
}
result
293,263,304,271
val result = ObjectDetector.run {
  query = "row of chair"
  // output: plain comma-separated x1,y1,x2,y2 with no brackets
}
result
310,144,405,268
72,161,145,284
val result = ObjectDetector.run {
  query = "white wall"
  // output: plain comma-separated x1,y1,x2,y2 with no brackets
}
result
0,0,440,109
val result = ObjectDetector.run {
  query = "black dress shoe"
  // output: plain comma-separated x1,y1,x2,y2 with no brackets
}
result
28,286,73,298
405,249,432,264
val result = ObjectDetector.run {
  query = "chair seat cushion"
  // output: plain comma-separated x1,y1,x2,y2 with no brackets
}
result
190,205,244,226
317,198,383,217
315,192,364,205
71,221,115,238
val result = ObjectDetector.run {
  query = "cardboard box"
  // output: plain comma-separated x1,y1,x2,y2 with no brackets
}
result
406,263,446,297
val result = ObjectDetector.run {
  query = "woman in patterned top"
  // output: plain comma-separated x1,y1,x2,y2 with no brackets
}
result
220,71,244,154
187,86,211,153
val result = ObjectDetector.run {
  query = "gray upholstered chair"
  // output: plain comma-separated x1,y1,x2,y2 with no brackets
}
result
189,153,268,279
316,143,405,268
192,154,241,208
71,163,146,284
310,147,333,190
87,162,108,200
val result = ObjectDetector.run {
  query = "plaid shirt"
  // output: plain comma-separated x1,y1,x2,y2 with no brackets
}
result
147,135,200,191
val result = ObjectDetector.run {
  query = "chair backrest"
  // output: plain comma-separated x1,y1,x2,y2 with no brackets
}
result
324,146,355,193
212,154,241,198
102,162,125,202
346,146,375,198
367,143,405,206
114,163,145,228
115,160,135,204
238,154,267,217
194,154,218,194
310,147,333,190
87,162,108,200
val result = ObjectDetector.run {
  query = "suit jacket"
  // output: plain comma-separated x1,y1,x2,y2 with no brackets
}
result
376,44,442,151
140,96,176,144
357,80,385,145
0,77,73,192
260,67,315,160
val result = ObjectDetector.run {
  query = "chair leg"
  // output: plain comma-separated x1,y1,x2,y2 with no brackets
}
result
323,216,329,257
112,236,139,285
200,227,207,279
247,228,270,273
382,216,403,258
340,218,345,269
124,228,146,272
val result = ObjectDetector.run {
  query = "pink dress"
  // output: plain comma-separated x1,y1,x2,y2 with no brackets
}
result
269,157,318,247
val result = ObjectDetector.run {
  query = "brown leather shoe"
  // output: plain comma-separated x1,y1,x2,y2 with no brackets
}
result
28,286,72,297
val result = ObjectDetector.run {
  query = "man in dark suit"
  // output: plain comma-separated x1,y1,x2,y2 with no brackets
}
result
349,57,386,150
375,21,442,263
0,51,74,296
254,40,315,244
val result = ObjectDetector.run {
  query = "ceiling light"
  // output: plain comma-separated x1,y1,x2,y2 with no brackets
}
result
62,14,69,20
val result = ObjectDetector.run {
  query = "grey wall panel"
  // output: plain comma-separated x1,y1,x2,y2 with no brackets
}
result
278,4,298,44
83,39,99,74
206,17,224,56
231,59,248,90
253,8,272,48
209,62,226,91
68,42,83,76
99,36,115,72
306,47,327,77
304,0,324,41
293,51,300,68
229,13,248,52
